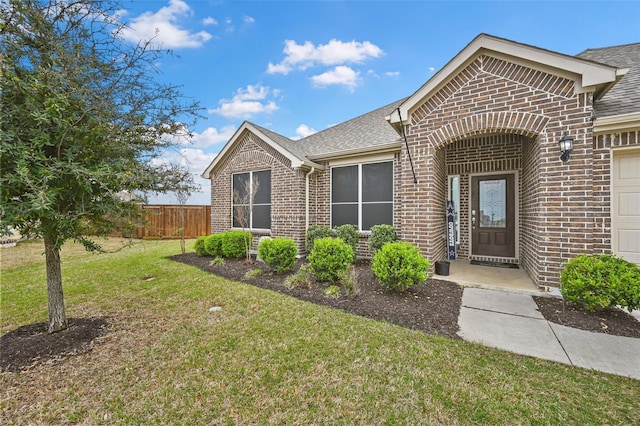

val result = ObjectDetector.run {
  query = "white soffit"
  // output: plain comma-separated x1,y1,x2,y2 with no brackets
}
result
388,34,624,126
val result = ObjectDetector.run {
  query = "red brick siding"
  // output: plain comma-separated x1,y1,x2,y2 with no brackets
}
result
209,131,307,252
404,54,594,287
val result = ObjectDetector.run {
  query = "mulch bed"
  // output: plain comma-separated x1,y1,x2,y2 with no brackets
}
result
534,296,640,338
2,253,638,373
0,317,110,373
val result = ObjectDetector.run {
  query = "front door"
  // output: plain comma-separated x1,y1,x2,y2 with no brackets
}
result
471,174,516,258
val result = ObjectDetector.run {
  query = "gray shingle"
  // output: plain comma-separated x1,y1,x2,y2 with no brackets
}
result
577,43,640,118
248,98,406,163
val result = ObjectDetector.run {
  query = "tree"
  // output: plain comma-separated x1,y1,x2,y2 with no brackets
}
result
0,0,203,333
233,176,258,264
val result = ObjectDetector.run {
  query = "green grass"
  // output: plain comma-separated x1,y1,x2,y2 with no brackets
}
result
1,239,639,424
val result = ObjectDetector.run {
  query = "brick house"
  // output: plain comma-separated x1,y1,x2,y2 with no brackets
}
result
202,34,640,288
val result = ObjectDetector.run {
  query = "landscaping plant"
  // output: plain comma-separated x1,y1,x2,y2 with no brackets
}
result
194,236,208,256
369,224,398,256
221,230,251,259
560,254,640,312
334,224,359,261
204,234,224,257
305,225,334,253
258,237,297,273
372,242,430,291
308,237,354,283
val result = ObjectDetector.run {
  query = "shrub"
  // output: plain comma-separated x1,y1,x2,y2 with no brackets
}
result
194,236,208,256
204,234,224,257
221,230,251,259
560,254,640,312
372,242,430,291
306,225,333,252
369,224,398,256
308,237,354,283
258,237,298,273
334,224,359,261
210,257,224,265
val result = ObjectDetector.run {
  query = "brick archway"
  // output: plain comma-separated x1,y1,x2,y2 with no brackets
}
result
426,111,549,149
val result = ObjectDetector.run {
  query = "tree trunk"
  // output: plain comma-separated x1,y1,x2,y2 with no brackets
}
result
44,235,68,333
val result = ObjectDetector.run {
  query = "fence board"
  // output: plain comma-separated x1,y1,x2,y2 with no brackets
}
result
115,205,211,239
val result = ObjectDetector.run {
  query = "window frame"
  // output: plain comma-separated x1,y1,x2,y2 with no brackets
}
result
231,169,271,231
330,160,394,231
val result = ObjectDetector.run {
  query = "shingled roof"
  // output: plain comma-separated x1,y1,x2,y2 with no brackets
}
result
577,42,640,118
250,98,405,162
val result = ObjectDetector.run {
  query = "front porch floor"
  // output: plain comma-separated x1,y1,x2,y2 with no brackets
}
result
434,259,540,292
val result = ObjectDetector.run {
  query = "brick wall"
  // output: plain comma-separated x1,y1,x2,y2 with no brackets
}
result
209,131,307,253
403,54,594,286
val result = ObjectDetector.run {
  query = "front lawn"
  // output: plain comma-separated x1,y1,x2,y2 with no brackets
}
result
1,239,638,424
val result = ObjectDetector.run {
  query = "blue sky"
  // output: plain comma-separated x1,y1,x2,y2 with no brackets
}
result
119,0,640,204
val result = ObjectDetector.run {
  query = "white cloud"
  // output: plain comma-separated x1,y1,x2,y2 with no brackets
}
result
311,66,360,91
293,124,317,140
428,66,436,72
267,39,383,75
203,16,218,26
209,84,280,119
386,71,400,77
244,15,255,24
120,0,211,48
191,125,237,148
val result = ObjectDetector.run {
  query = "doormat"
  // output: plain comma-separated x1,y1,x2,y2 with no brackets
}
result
470,260,519,269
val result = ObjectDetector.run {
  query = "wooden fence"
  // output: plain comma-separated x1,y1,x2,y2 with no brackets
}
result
123,205,211,239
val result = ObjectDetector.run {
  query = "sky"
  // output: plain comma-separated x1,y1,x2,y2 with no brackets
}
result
116,0,640,205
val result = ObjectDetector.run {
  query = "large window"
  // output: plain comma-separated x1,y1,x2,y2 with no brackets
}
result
331,161,393,230
232,170,271,229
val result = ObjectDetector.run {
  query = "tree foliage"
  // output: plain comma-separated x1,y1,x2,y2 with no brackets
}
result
0,0,203,332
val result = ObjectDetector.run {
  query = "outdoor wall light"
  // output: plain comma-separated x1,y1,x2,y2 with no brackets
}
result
559,132,574,162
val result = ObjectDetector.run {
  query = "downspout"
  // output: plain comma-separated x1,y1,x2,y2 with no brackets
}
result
305,167,317,234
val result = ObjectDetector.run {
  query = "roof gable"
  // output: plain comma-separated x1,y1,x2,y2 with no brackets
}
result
388,33,626,130
201,121,321,178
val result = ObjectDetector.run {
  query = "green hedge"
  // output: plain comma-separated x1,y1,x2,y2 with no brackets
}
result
308,237,353,283
194,236,208,256
258,237,297,273
306,225,333,252
560,254,640,312
204,234,224,257
372,242,430,292
369,224,397,256
221,230,251,259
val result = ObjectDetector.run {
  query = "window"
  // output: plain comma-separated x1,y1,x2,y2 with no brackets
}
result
232,170,271,229
331,161,393,230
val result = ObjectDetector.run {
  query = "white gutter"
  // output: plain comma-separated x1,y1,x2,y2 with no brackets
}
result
305,167,317,233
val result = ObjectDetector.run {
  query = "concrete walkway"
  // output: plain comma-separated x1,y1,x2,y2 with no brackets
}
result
457,287,640,380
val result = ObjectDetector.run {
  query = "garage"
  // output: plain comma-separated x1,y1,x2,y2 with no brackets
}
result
612,149,640,264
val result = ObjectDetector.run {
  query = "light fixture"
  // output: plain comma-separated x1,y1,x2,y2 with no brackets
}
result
559,132,573,162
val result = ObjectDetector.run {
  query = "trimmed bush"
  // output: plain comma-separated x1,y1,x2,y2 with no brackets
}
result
308,237,354,283
560,254,640,312
194,236,208,256
258,237,297,273
204,233,224,257
372,242,430,291
306,225,333,252
369,224,398,256
334,224,359,261
221,230,251,259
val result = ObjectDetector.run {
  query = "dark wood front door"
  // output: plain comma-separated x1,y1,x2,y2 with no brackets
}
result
471,174,515,258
